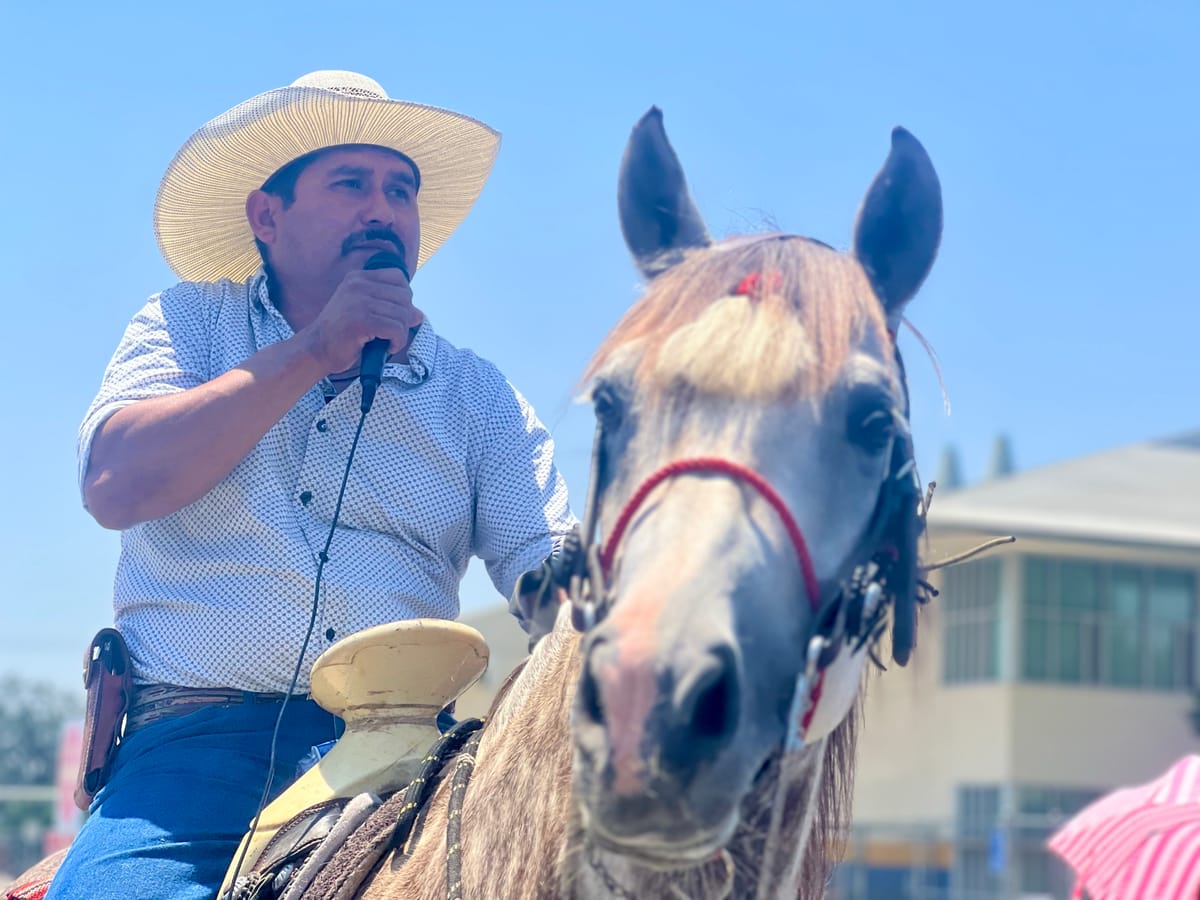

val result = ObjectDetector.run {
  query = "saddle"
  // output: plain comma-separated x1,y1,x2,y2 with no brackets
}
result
218,619,489,898
222,716,485,900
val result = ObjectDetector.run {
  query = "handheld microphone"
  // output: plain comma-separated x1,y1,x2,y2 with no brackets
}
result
359,250,411,414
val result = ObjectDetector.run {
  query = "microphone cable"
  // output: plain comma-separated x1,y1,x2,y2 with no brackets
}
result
227,247,408,892
226,402,370,892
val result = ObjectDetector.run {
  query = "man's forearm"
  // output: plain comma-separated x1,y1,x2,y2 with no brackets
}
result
83,334,328,530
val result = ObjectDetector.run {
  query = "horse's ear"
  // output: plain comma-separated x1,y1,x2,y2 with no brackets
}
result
618,107,712,279
853,127,943,327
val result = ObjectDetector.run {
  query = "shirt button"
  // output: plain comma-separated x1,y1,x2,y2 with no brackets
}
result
299,490,313,505
325,628,336,642
316,419,329,433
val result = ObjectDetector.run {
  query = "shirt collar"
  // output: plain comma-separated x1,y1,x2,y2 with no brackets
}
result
249,267,281,316
397,321,435,384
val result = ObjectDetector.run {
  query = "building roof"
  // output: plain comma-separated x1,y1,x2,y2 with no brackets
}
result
927,430,1200,549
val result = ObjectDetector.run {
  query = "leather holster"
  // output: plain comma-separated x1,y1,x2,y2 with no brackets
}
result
74,628,133,811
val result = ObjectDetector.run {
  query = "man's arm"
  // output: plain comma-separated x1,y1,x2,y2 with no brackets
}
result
470,373,578,633
83,335,326,530
83,267,420,530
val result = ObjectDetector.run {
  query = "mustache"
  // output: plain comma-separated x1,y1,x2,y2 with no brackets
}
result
342,228,406,259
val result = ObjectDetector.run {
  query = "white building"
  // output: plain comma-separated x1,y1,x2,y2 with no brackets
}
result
844,431,1200,899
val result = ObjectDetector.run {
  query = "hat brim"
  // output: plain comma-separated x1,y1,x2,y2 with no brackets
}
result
154,86,501,283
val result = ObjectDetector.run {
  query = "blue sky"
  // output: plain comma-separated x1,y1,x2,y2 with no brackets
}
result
1,0,1196,691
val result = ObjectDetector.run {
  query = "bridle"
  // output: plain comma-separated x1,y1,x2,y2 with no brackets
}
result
555,273,931,898
561,331,925,747
598,457,822,607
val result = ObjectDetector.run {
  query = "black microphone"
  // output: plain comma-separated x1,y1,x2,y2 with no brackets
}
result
359,250,411,414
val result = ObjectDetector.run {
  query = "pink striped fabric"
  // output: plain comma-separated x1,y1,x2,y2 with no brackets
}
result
1110,818,1200,899
1048,755,1200,900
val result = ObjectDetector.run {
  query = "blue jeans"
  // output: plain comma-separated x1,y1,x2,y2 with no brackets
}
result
47,698,342,900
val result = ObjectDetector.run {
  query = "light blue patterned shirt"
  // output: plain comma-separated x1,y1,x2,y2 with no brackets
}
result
78,270,575,693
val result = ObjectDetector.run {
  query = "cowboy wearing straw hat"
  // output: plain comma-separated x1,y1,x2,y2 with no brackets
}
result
48,71,576,898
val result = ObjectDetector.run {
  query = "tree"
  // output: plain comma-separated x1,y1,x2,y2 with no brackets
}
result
935,444,963,491
987,433,1015,479
0,675,82,877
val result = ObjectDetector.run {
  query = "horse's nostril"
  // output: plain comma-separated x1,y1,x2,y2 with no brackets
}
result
690,669,733,740
576,667,604,729
679,648,740,746
578,646,607,728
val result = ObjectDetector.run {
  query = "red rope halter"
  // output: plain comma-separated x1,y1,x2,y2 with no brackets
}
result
597,457,822,613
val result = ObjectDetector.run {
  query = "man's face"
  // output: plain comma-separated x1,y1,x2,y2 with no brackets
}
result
257,145,420,293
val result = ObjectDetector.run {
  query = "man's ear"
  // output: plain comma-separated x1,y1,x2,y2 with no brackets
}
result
245,190,279,245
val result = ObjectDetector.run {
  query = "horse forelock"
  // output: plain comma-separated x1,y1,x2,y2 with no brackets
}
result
584,235,893,402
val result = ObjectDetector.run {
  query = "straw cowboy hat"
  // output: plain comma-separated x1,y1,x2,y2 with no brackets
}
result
153,70,501,283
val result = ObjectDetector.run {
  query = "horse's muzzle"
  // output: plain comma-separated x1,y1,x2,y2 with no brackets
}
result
572,626,762,859
579,797,739,870
575,632,742,787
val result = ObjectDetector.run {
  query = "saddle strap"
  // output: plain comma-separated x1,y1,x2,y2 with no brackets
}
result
296,786,411,900
221,800,348,900
281,793,381,900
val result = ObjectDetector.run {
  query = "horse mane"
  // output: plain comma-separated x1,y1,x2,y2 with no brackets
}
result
480,657,528,724
584,235,893,401
801,702,860,895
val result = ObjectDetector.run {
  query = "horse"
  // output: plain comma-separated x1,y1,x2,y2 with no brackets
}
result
5,108,942,900
348,108,941,899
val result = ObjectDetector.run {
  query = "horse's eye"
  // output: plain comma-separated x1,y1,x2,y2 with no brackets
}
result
847,391,896,455
592,384,623,430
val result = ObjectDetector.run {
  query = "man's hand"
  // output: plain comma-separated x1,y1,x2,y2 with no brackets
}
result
300,267,424,374
510,529,584,651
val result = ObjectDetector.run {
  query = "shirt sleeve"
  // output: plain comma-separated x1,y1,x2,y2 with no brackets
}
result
471,372,577,600
77,284,214,503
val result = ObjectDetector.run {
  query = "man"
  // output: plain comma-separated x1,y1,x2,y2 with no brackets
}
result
47,70,575,899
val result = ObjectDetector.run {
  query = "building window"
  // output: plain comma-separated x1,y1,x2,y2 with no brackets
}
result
1110,567,1143,686
1015,786,1102,898
942,559,1001,683
954,785,1002,899
952,784,1102,899
1022,557,1196,690
1150,570,1195,688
